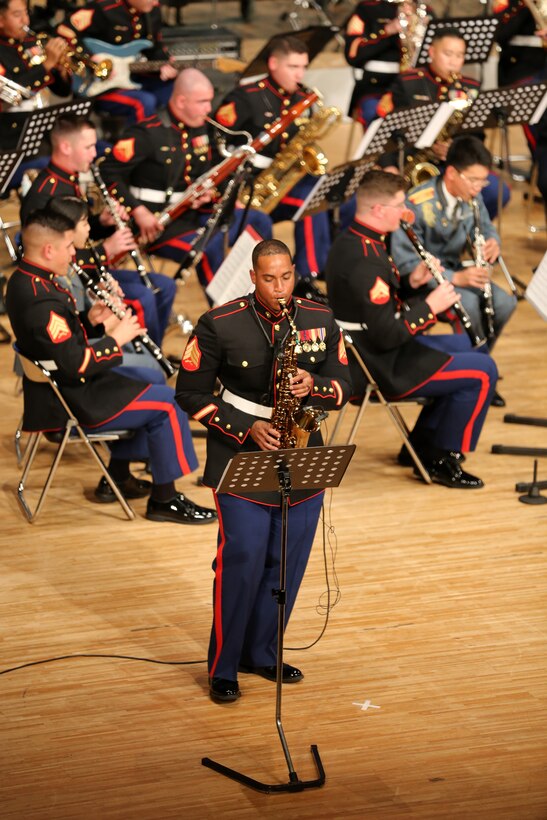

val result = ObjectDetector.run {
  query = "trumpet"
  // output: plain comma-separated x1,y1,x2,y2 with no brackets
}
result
71,260,176,378
23,26,112,81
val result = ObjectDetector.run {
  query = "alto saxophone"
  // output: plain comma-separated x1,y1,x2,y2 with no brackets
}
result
270,300,328,449
398,1,431,72
404,87,473,187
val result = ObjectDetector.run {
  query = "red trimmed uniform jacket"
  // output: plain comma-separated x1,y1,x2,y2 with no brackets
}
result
6,259,147,431
175,293,352,503
325,219,450,398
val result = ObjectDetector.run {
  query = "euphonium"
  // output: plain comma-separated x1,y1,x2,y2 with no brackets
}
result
270,299,328,449
240,103,342,214
398,1,431,72
404,89,472,187
0,73,33,106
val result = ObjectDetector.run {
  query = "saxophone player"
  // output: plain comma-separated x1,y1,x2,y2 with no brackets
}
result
390,137,517,405
377,27,510,220
214,35,335,281
175,239,352,703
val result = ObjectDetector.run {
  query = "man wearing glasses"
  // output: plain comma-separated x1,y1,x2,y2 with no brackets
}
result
390,136,517,407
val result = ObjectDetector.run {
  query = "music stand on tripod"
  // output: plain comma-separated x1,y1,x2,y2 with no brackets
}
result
15,99,93,161
413,16,499,69
293,102,441,230
459,82,547,235
202,443,356,793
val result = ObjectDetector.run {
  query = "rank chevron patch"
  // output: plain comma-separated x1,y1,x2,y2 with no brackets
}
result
46,311,71,343
181,337,201,371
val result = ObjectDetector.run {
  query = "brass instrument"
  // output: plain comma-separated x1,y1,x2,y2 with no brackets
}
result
471,198,495,345
240,104,342,214
270,299,328,449
404,92,472,187
522,0,547,30
23,26,112,82
0,73,33,107
398,1,431,72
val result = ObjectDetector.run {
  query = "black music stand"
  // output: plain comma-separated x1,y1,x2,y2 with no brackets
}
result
459,82,547,235
240,26,337,81
16,99,93,160
414,16,498,68
293,102,441,223
202,443,356,793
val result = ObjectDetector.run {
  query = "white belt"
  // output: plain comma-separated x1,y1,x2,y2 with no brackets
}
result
336,320,368,331
129,187,185,205
252,154,273,170
221,387,273,420
363,60,400,74
509,35,544,48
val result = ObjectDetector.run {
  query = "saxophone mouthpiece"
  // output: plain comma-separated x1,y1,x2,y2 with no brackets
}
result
278,298,287,307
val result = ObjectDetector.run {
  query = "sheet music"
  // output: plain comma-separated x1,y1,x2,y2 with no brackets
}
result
525,251,547,322
205,224,261,306
351,119,383,161
414,102,458,149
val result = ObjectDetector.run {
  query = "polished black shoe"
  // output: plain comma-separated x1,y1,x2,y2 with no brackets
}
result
94,474,152,503
146,492,217,524
239,663,304,683
209,677,241,703
416,455,483,489
398,445,466,467
491,390,506,407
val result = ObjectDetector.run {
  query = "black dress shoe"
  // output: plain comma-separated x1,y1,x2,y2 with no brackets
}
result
491,390,506,407
398,445,466,467
209,677,241,703
238,663,303,683
94,474,152,503
416,455,483,489
146,492,217,524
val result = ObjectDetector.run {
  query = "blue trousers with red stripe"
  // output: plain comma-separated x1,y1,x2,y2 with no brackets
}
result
94,79,174,124
271,175,331,278
150,208,272,290
404,335,498,453
85,384,198,484
111,269,177,344
208,491,324,681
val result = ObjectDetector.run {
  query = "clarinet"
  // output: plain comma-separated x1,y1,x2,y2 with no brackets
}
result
71,260,176,378
471,198,495,345
400,220,487,348
89,162,156,291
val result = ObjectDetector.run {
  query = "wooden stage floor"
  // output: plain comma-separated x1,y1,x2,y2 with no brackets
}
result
0,15,546,814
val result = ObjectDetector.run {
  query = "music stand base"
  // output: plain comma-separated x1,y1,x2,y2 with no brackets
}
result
201,744,325,793
491,445,547,457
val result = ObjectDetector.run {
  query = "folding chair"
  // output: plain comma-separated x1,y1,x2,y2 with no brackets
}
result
330,332,432,484
14,345,136,522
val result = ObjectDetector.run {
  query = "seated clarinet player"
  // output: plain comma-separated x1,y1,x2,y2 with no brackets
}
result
7,206,217,524
175,239,352,703
99,68,272,293
390,136,517,405
20,112,176,346
326,170,498,489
